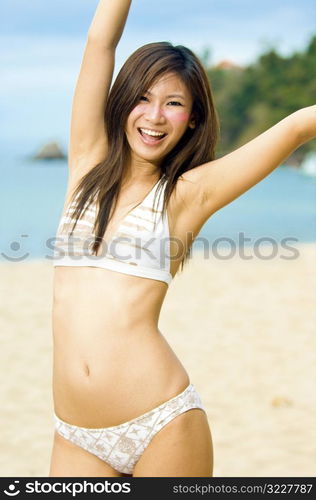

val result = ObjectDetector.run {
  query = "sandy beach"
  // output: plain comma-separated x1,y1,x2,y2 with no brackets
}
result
1,242,315,477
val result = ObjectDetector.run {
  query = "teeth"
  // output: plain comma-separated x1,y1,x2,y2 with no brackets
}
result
140,128,165,137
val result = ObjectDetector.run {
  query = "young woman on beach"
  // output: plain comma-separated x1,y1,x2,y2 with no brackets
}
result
49,0,315,477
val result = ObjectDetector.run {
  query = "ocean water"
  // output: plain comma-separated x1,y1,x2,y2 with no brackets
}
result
0,148,315,264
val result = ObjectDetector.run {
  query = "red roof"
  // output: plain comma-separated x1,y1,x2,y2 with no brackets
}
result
215,60,242,69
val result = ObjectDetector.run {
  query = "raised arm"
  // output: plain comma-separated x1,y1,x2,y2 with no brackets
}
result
181,105,316,225
68,0,132,176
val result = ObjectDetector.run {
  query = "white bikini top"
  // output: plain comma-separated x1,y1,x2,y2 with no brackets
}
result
52,177,172,285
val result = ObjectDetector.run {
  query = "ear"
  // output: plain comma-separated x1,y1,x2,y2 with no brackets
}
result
188,114,196,129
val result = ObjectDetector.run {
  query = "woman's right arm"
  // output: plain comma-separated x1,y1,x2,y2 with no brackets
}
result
68,0,132,176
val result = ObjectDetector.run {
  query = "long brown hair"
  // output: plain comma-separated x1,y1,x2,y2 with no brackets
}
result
68,41,220,271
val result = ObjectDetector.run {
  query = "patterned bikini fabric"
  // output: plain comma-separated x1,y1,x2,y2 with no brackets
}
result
52,178,172,284
54,383,205,474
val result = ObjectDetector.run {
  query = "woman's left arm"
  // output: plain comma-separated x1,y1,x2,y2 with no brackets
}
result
183,105,316,222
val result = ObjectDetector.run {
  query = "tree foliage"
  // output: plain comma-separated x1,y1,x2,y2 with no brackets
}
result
206,35,316,164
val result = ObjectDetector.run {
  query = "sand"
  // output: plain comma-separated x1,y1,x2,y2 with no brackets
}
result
1,242,315,477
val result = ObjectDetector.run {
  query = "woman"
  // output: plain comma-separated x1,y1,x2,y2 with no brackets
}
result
49,0,315,477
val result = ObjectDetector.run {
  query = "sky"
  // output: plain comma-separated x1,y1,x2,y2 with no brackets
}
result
1,0,315,150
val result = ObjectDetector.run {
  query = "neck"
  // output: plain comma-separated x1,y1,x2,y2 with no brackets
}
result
123,156,161,186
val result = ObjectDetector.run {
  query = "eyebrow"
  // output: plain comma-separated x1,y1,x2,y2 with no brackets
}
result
145,90,186,99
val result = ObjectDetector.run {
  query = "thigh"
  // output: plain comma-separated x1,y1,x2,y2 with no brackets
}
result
49,431,129,477
133,409,213,477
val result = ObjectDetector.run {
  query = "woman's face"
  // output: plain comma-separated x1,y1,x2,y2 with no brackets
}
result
125,72,195,164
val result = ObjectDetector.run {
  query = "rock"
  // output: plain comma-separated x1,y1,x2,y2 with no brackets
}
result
33,141,67,160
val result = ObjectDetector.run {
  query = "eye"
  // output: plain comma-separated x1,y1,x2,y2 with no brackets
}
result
167,101,183,106
139,95,149,102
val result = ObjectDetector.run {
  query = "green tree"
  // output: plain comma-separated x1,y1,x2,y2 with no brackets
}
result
204,35,316,164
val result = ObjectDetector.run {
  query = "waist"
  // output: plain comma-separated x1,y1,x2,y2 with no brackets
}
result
52,326,190,427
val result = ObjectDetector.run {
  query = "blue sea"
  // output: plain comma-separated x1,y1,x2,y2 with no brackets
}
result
1,145,315,264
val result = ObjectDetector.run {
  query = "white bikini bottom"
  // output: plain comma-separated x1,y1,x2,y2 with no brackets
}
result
54,383,205,475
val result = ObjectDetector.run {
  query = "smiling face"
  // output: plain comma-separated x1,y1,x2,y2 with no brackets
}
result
125,72,195,165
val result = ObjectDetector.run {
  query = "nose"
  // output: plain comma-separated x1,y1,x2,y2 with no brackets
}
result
144,102,165,123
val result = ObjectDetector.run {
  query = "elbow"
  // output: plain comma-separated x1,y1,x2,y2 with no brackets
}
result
87,31,117,51
292,106,316,146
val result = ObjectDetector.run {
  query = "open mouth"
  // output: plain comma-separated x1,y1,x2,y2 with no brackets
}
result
137,128,167,145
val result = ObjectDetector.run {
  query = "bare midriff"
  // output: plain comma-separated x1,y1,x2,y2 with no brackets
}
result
52,264,190,428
